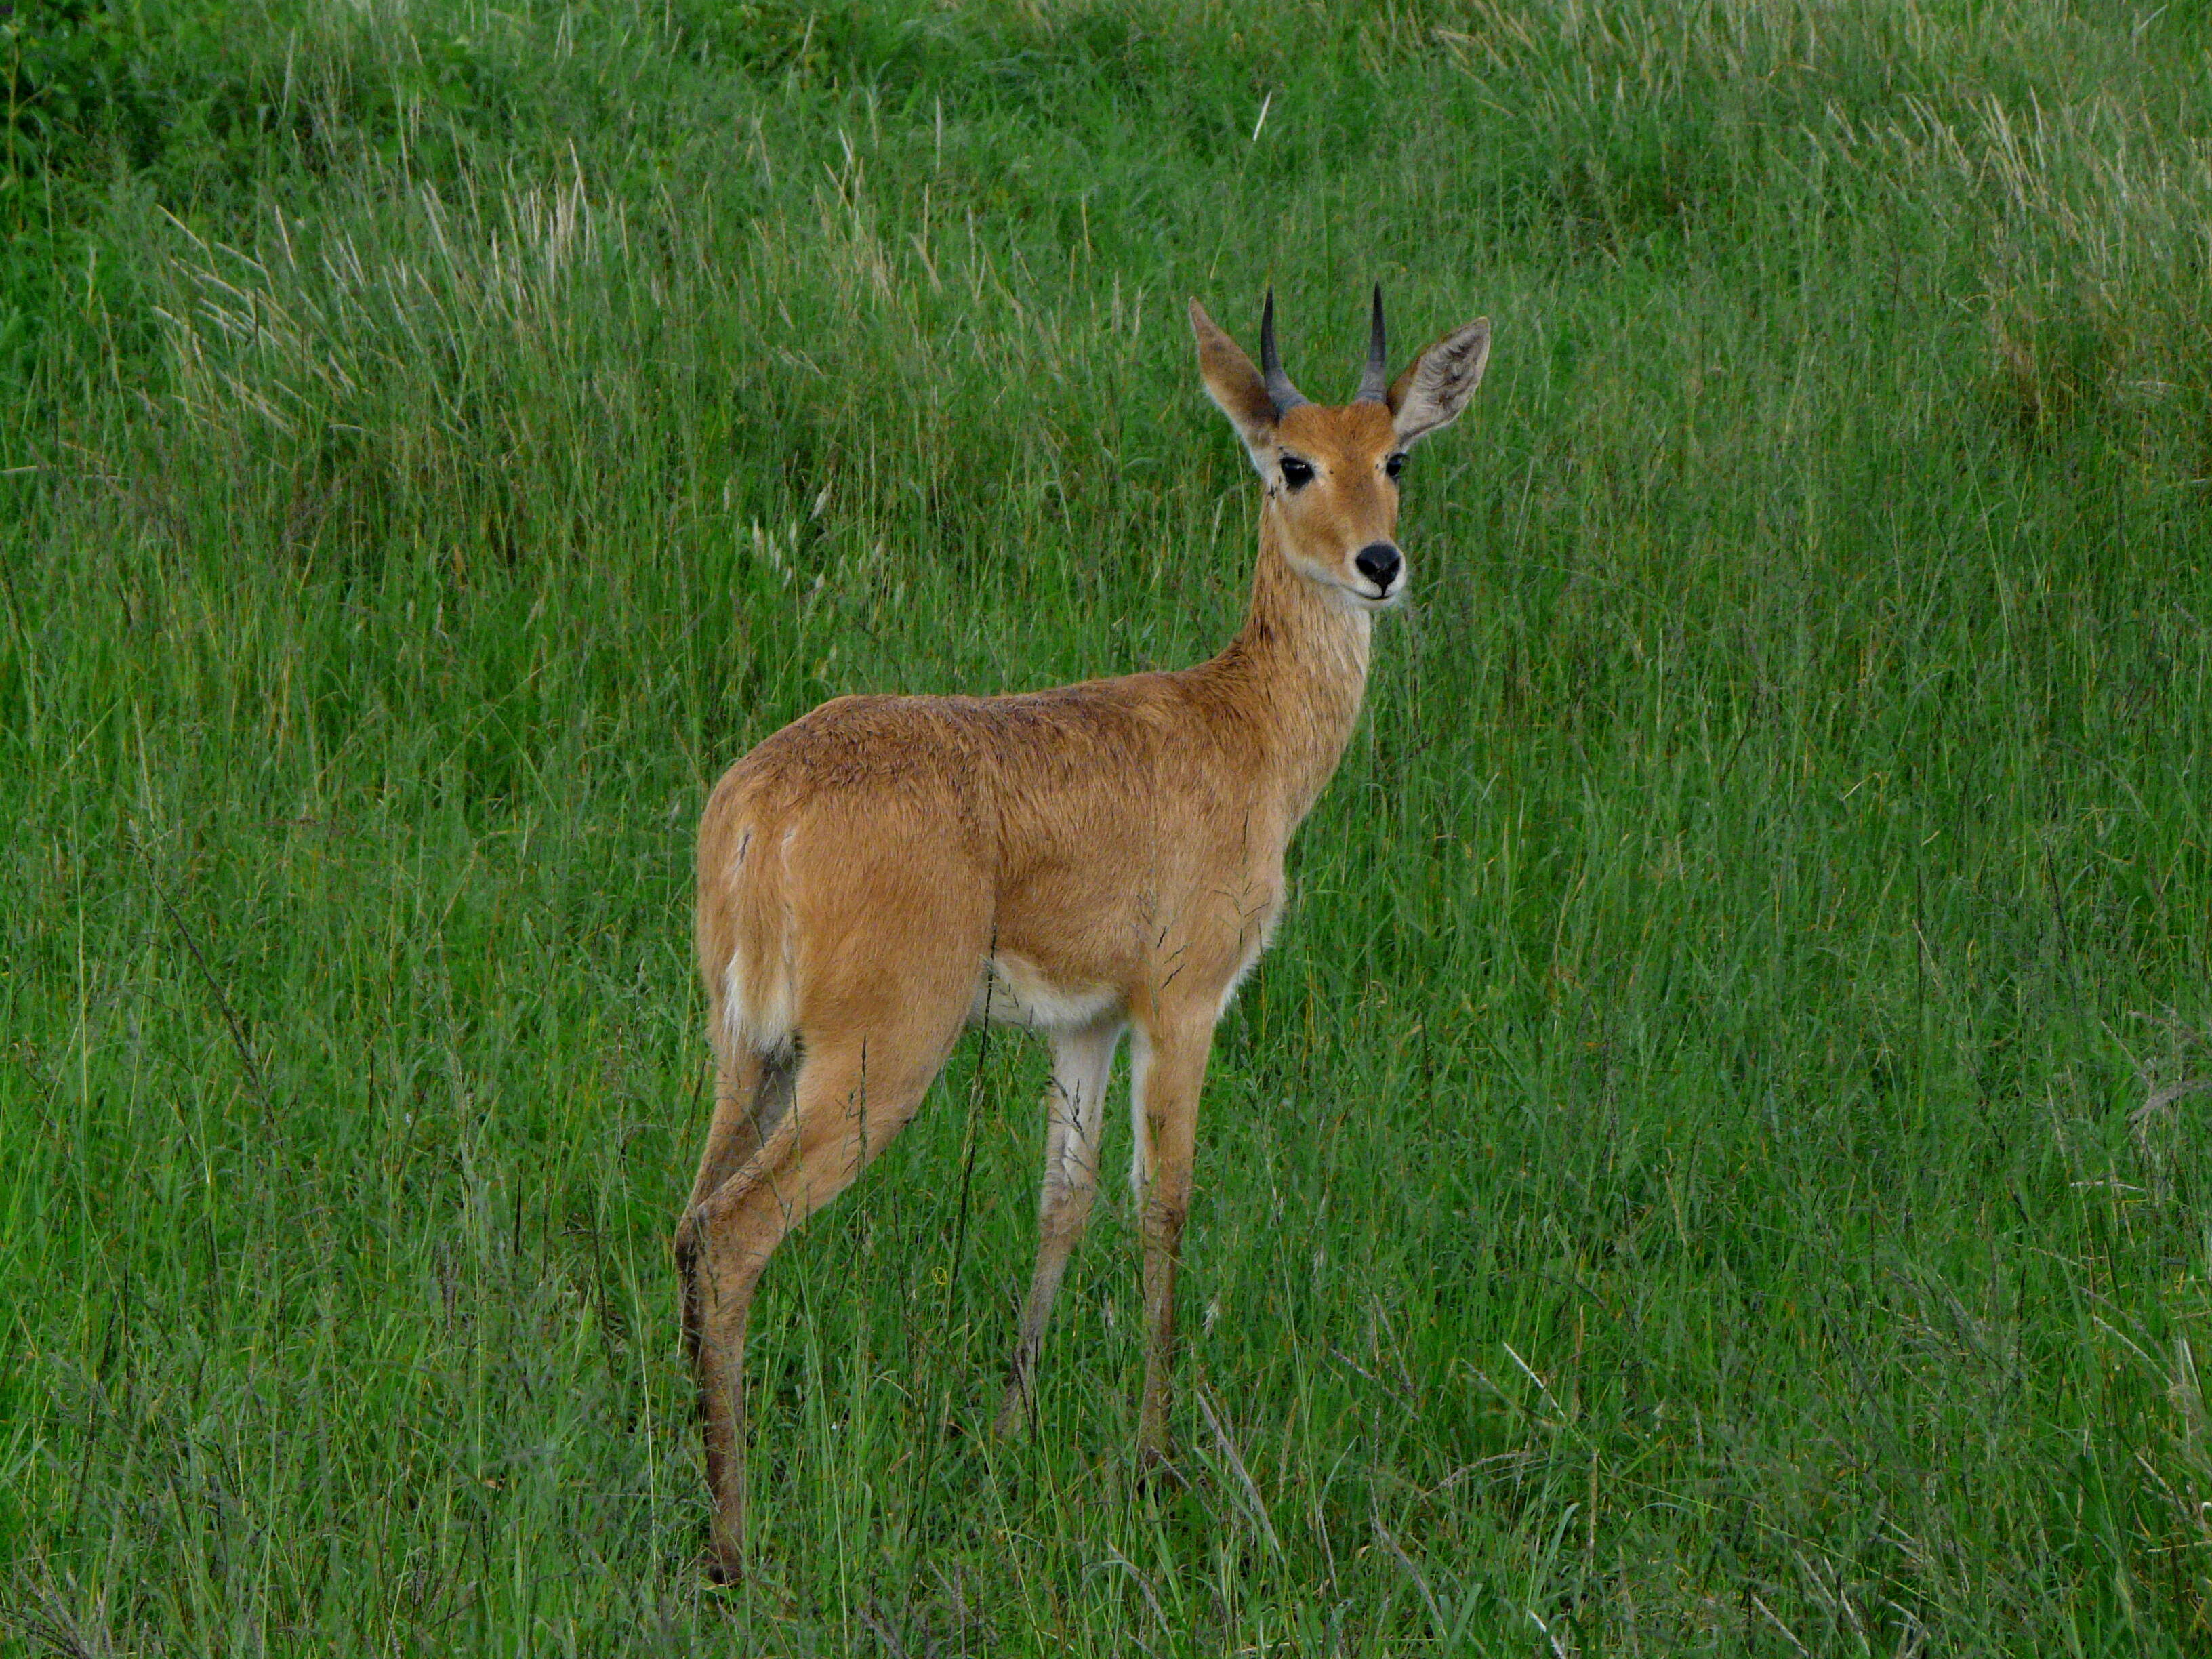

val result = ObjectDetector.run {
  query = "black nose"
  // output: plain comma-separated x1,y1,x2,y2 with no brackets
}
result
1353,542,1402,590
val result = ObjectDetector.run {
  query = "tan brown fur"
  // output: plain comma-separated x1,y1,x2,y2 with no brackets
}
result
676,291,1490,1578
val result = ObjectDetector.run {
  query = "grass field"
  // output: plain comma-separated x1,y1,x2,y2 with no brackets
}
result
8,0,2212,1650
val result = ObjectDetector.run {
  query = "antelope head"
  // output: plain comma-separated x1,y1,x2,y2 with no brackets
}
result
1190,287,1492,611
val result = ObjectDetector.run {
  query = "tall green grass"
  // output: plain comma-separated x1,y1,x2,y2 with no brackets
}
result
7,0,2212,1650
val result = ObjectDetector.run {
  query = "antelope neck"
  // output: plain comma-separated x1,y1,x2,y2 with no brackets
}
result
1200,510,1375,825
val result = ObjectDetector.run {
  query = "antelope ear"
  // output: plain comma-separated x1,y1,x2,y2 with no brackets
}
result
1387,319,1491,445
1190,299,1277,472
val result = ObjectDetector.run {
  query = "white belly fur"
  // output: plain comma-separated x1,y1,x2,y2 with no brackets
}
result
970,951,1120,1033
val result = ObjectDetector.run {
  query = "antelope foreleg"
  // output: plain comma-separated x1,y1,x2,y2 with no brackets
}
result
1131,1018,1214,1469
996,1020,1122,1438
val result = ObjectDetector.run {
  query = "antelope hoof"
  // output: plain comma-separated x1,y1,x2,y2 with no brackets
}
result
1136,1439,1186,1492
993,1378,1033,1441
705,1515,745,1584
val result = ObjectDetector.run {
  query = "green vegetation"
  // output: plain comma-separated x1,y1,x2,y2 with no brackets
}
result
8,0,2212,1649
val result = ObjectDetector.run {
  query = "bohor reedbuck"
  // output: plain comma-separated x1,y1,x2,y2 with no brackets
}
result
676,287,1492,1577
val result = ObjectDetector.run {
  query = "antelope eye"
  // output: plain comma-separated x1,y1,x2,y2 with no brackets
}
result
1279,455,1315,489
1384,452,1406,479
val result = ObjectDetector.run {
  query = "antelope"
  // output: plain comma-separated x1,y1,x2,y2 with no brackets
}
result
676,287,1491,1577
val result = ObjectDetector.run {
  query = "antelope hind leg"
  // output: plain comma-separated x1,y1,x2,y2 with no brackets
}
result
683,1013,956,1579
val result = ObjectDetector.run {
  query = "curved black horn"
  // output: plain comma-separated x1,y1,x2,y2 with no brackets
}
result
1356,284,1389,404
1259,287,1309,416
